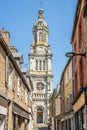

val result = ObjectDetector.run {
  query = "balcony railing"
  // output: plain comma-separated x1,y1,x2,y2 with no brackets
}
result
33,93,46,100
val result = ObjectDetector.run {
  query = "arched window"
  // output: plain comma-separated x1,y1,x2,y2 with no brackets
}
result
39,32,42,41
34,33,37,42
39,21,43,26
36,60,38,70
43,60,45,70
39,60,42,70
43,33,46,42
37,108,43,123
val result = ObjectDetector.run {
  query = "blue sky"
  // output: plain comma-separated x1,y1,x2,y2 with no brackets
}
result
0,0,77,87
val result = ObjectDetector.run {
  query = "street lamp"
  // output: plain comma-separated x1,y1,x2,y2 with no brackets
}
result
65,52,86,58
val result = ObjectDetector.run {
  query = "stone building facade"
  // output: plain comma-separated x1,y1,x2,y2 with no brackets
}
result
49,87,61,130
59,59,74,130
28,8,53,129
70,0,87,129
49,59,74,130
0,31,9,130
0,29,33,130
54,86,61,130
51,89,56,130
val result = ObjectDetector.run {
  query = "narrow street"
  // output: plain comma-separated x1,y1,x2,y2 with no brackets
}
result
33,127,48,130
39,127,48,130
0,0,87,130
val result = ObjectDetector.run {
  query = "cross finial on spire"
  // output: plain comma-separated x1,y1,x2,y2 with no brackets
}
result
40,0,42,8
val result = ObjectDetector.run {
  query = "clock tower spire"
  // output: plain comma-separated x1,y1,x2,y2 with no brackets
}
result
32,6,49,46
29,6,53,129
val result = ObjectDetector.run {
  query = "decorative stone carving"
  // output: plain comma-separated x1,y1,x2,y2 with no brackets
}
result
36,82,44,90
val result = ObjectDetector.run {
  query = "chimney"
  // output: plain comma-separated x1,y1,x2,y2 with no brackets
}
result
10,46,18,53
0,28,10,46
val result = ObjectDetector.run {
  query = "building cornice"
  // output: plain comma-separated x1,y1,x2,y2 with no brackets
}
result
29,53,53,57
29,73,53,78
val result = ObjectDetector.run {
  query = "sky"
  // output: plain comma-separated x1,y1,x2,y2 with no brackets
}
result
0,0,77,87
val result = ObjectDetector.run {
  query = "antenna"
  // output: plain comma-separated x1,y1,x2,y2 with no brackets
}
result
40,0,42,8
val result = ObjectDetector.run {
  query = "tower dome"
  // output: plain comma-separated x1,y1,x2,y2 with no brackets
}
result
32,8,49,46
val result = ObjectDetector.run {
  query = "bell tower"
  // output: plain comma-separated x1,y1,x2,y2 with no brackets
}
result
29,7,53,129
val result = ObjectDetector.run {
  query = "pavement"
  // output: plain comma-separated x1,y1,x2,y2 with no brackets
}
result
39,127,48,130
33,126,49,130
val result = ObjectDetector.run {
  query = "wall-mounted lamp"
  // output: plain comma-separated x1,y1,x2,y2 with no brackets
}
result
65,52,86,58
